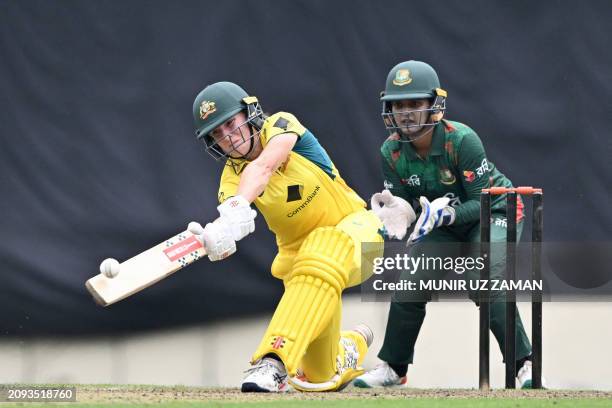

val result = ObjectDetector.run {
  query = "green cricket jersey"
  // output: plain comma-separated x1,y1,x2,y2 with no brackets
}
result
381,120,519,225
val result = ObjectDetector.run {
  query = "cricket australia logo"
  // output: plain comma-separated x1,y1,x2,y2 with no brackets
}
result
199,100,217,120
475,158,490,177
405,174,420,187
393,69,412,86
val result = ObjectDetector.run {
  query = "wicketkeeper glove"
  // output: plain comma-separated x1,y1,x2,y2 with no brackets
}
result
407,196,456,245
370,189,416,240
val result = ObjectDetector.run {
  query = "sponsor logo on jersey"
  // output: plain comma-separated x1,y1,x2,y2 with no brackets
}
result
463,170,475,182
164,236,203,261
494,217,508,228
443,192,462,207
439,168,456,185
286,184,304,202
404,174,420,186
199,100,216,120
383,180,394,189
287,185,320,217
393,69,413,86
476,158,490,177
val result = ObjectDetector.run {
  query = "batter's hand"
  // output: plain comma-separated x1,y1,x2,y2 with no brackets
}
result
188,220,236,262
370,189,416,240
407,196,456,245
217,195,257,241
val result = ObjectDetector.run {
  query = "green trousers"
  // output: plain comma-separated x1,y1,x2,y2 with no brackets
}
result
378,213,532,366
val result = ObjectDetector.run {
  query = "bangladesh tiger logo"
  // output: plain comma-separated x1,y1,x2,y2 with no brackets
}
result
393,69,412,86
440,168,456,185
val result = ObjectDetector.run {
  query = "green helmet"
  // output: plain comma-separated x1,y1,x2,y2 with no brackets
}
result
381,60,441,101
192,81,264,160
380,61,447,139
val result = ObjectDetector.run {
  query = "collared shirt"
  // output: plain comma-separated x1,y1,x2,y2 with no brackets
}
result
380,120,521,225
218,112,366,251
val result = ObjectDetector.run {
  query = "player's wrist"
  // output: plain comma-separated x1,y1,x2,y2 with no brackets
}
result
216,195,257,241
218,195,250,211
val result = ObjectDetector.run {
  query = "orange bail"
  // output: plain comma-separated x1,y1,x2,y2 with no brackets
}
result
482,186,543,195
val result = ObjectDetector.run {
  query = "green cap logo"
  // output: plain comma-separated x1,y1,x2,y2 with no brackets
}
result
392,69,412,86
199,101,217,120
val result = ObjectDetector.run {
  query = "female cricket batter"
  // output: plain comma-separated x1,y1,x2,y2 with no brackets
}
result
354,61,536,389
187,82,383,392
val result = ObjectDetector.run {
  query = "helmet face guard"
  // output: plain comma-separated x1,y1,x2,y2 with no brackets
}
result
197,97,265,164
379,61,447,142
203,117,256,160
381,91,446,141
193,82,266,167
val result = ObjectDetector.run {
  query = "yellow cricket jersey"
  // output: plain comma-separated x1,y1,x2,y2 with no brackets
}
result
218,112,366,251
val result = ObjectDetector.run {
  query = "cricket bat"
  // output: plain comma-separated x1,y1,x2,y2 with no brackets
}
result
85,230,207,307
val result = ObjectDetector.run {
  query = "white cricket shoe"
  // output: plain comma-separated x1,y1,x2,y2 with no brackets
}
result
353,361,407,388
517,360,547,389
241,357,291,392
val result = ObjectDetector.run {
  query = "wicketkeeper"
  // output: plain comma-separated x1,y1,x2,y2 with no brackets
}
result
188,82,384,392
354,61,537,389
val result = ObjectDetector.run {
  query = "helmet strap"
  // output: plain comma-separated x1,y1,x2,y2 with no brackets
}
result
430,88,447,123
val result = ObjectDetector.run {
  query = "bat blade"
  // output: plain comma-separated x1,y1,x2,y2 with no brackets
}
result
85,230,207,307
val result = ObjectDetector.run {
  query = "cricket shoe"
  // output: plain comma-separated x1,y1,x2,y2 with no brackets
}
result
353,362,408,388
289,324,374,392
517,360,547,389
241,357,291,392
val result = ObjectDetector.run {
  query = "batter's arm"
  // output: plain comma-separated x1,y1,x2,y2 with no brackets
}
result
237,132,299,202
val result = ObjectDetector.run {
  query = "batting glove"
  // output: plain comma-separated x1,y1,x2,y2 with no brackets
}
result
407,196,456,245
370,190,416,240
217,195,257,241
188,220,236,262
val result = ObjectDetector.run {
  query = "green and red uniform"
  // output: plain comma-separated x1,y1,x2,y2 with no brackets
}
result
378,119,532,369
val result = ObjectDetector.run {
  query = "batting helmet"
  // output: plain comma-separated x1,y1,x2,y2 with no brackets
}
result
193,82,264,161
380,61,447,137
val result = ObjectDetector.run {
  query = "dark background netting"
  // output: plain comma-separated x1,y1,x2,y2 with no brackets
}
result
1,0,611,336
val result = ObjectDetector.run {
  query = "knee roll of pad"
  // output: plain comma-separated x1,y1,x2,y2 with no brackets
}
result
292,227,354,292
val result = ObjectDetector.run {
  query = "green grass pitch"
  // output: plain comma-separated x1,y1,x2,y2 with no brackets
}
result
1,385,611,407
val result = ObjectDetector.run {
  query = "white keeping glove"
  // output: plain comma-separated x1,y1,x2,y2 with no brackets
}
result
188,220,236,262
407,196,456,245
217,195,257,241
370,190,416,240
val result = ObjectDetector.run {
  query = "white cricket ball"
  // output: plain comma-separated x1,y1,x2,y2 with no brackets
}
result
100,258,120,279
